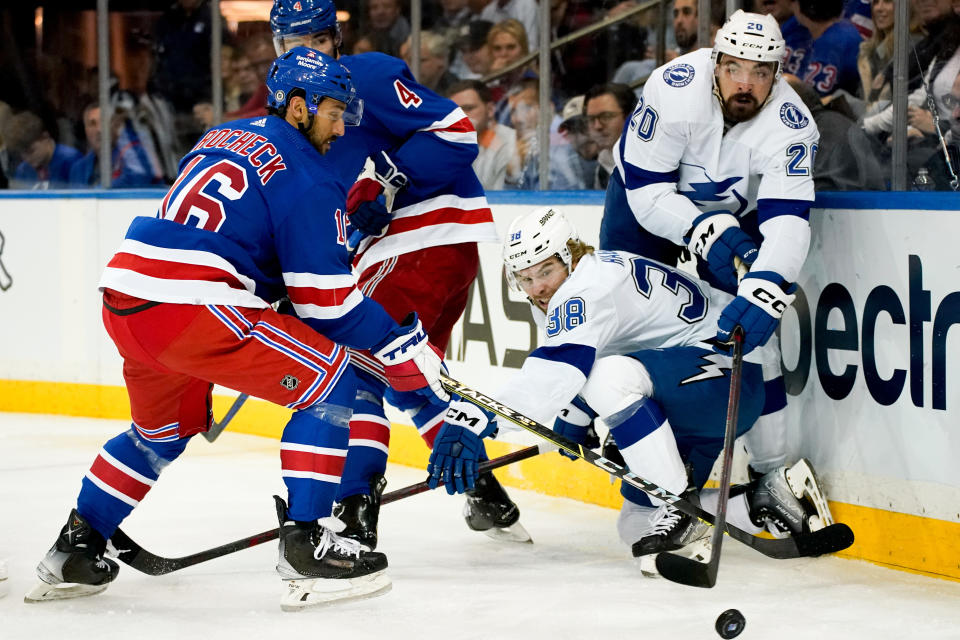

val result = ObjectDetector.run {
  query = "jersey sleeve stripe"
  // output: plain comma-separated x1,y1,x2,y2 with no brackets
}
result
285,284,358,308
291,288,364,320
528,343,597,379
621,161,680,190
283,271,357,289
386,206,494,235
756,197,812,223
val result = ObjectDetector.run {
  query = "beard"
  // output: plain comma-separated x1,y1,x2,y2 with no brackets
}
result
675,28,697,50
723,92,761,122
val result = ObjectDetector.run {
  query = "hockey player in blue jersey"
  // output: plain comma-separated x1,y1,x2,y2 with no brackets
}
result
599,10,819,522
269,0,525,553
27,48,449,610
795,0,864,97
426,207,834,574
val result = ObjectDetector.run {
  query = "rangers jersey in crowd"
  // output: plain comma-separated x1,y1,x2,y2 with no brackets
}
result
797,20,863,97
495,250,777,427
99,115,396,349
611,48,819,285
334,53,498,273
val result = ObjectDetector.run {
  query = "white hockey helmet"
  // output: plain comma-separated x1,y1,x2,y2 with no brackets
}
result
503,206,579,291
712,10,785,79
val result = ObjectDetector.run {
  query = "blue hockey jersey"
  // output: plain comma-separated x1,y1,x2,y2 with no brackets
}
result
798,20,863,97
99,115,395,350
333,53,498,273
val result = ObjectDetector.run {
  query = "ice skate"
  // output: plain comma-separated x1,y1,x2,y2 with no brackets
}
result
275,496,391,611
749,458,832,538
630,489,710,578
334,474,387,550
463,470,532,544
24,509,119,603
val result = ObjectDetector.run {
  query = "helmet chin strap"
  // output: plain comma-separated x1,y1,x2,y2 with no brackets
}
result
297,112,316,136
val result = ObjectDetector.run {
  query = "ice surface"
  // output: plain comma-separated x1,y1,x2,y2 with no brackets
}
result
2,413,959,640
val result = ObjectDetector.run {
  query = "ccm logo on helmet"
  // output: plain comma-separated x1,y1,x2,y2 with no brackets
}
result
539,210,555,225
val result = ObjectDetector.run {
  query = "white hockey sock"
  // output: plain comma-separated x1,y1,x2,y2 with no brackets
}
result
699,489,763,534
617,422,688,507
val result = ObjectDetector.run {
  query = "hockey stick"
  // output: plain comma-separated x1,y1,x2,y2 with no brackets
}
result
202,393,250,443
441,374,854,561
111,443,547,576
655,326,743,588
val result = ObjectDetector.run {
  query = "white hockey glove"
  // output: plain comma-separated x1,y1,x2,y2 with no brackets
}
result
685,213,759,290
346,151,409,215
372,312,449,406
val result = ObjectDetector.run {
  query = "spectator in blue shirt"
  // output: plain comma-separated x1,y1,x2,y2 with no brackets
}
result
68,102,160,188
2,110,81,189
795,0,864,97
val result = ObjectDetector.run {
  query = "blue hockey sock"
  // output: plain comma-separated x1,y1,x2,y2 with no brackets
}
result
77,428,190,539
337,370,389,501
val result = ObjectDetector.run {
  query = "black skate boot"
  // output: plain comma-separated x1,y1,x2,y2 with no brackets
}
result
463,470,532,543
274,496,390,610
25,509,119,602
631,488,710,577
748,459,830,538
334,474,387,550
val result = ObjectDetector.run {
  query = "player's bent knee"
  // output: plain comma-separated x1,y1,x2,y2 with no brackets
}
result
580,356,654,419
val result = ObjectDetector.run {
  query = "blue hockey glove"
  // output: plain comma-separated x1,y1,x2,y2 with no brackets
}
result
716,271,796,355
553,396,598,460
348,197,392,238
685,213,758,290
427,399,497,495
372,312,449,407
346,151,409,215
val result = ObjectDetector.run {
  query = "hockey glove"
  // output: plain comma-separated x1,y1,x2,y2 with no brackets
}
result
372,312,449,407
346,151,409,215
348,198,392,238
428,399,498,495
686,213,758,290
553,396,599,461
716,271,796,355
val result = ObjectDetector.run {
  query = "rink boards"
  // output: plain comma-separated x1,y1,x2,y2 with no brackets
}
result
0,189,957,580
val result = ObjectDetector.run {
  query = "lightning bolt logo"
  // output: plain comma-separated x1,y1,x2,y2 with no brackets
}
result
677,164,748,217
680,353,730,385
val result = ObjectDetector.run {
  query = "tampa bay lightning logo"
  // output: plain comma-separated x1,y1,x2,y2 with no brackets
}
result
779,102,809,129
663,63,695,87
677,164,748,216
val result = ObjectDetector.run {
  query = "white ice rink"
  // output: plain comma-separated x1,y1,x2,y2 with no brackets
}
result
2,412,959,640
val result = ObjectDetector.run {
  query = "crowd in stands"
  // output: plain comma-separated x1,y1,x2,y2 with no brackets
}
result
0,0,958,191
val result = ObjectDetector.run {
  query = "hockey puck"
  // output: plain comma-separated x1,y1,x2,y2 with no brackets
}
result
715,608,745,638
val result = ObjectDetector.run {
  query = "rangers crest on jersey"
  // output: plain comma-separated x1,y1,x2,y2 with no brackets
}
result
779,102,809,129
663,63,695,87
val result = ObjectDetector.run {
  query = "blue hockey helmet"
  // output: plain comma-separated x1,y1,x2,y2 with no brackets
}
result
266,47,362,125
270,0,342,56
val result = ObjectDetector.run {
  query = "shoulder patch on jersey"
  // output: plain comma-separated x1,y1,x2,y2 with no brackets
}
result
663,63,695,87
779,102,809,129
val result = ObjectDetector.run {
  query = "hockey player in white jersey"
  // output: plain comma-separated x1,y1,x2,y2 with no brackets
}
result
426,207,833,572
600,10,819,501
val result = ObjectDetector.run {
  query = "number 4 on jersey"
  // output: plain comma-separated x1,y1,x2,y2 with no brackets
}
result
394,79,423,109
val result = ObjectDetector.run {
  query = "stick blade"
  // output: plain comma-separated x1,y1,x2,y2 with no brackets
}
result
795,523,855,557
655,551,718,588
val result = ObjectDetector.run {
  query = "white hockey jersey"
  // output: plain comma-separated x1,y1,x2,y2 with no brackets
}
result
494,250,776,428
614,48,819,282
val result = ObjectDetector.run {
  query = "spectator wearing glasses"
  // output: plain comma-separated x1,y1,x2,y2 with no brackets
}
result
584,82,637,189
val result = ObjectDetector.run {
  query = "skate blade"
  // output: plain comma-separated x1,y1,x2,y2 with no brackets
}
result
481,521,533,544
24,581,108,603
785,459,834,528
280,570,391,611
635,536,711,578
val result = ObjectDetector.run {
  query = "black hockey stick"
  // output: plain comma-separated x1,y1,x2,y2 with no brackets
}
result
441,374,854,561
112,443,547,576
202,393,250,443
656,327,743,588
